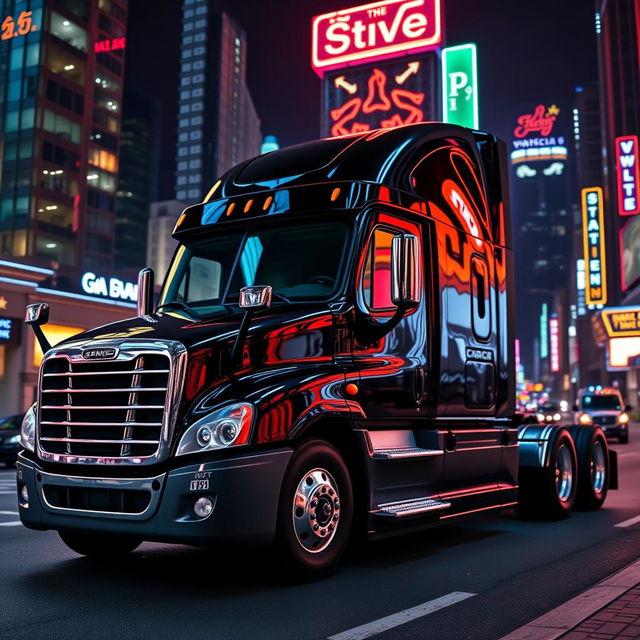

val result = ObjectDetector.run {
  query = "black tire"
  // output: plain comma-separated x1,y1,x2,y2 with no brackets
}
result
619,432,629,444
574,427,609,511
517,429,577,520
274,439,353,578
59,531,141,558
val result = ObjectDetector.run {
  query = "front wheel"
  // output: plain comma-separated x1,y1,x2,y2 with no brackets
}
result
575,427,609,510
274,439,353,577
59,531,142,558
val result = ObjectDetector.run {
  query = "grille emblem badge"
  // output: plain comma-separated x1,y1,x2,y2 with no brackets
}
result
81,347,119,360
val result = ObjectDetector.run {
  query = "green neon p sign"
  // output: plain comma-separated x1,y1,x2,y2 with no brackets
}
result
442,43,478,129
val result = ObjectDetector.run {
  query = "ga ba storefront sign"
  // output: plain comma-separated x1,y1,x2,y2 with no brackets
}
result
81,272,137,302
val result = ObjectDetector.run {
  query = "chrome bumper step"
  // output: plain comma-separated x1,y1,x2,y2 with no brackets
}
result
371,447,444,460
374,497,451,518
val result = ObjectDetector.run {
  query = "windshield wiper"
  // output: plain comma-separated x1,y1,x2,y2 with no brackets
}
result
155,300,191,313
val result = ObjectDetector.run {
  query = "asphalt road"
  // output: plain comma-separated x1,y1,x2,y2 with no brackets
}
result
1,428,640,640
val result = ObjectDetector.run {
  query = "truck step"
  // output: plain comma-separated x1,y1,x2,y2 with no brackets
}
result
371,447,444,460
374,497,452,518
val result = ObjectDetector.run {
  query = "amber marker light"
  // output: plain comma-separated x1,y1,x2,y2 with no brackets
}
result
263,196,273,211
173,212,187,234
331,187,341,202
244,199,253,213
226,202,236,216
345,383,359,396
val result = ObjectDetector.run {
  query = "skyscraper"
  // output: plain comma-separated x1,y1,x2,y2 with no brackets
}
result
175,2,261,204
0,0,127,270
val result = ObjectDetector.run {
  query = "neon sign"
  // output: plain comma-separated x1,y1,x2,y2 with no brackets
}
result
322,53,437,137
582,186,607,307
616,135,640,216
81,272,137,302
514,105,558,138
94,37,126,53
540,303,548,359
312,0,442,76
1,11,37,40
601,307,640,338
442,43,478,130
549,315,560,373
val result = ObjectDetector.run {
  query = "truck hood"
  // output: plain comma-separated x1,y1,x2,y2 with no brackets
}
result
55,303,337,360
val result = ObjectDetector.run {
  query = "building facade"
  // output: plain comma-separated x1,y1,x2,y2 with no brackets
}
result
0,0,127,271
175,2,261,204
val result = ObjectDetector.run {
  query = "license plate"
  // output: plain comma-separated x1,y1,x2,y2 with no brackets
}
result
189,479,209,491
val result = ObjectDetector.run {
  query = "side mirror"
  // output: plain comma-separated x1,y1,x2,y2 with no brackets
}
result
391,233,421,306
573,404,579,412
25,303,49,326
239,285,272,310
137,268,154,316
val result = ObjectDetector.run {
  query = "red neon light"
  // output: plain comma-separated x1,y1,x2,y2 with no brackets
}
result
311,0,442,76
513,104,558,139
94,37,126,53
549,316,560,373
616,135,640,216
329,67,425,137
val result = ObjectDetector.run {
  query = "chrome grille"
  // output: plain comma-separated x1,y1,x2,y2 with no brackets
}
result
37,340,187,465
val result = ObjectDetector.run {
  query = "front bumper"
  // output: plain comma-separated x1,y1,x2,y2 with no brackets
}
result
595,423,628,438
17,447,293,546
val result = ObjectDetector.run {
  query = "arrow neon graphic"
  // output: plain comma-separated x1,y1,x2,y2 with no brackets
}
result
395,61,420,85
334,76,358,95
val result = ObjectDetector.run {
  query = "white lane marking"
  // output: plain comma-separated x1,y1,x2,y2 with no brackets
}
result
498,558,640,640
0,510,18,515
327,592,476,640
0,521,21,527
615,513,640,528
0,491,16,495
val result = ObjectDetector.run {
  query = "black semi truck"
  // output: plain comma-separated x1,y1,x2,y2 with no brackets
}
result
17,124,616,575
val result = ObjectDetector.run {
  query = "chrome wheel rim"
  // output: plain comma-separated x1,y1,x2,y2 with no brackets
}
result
591,440,606,494
555,444,574,503
292,467,340,554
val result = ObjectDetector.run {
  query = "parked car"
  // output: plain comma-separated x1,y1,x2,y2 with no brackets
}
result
575,386,631,444
536,400,565,424
0,414,23,467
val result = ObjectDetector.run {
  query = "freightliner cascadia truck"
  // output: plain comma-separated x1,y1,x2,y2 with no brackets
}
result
17,124,617,575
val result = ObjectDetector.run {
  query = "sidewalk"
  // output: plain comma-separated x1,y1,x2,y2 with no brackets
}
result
560,586,640,639
500,559,640,640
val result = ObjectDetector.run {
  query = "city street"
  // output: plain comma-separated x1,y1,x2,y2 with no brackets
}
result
0,427,639,640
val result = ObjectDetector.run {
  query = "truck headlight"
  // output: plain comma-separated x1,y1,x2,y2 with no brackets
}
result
176,403,254,456
20,404,36,452
619,412,630,424
578,413,592,425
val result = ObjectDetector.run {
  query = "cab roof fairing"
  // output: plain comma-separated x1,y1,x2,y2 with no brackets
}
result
174,124,510,247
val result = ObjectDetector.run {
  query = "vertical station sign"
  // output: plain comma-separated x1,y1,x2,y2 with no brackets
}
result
441,43,478,129
582,186,607,307
616,135,640,216
312,0,443,138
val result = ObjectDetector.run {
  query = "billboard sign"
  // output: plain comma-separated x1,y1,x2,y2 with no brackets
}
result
81,272,137,302
441,43,478,129
312,0,442,76
616,135,640,216
582,187,607,306
510,104,567,177
0,317,20,346
601,306,640,338
321,52,438,137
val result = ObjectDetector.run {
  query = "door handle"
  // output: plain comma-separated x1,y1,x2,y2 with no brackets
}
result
413,366,425,405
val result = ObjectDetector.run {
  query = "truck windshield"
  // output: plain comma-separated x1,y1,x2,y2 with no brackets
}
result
582,395,622,411
158,219,350,317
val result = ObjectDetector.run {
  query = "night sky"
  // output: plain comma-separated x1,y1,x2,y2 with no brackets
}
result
126,0,599,200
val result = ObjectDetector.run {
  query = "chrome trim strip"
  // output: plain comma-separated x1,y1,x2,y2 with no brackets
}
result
41,405,165,411
40,438,159,445
41,421,163,427
43,369,170,377
42,387,167,393
37,338,187,466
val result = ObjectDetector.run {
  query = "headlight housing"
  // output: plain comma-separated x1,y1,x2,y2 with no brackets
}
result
176,403,254,456
20,404,36,452
578,413,593,425
619,412,630,424
553,413,561,422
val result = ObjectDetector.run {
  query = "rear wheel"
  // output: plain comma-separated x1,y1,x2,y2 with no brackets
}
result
274,439,353,578
518,429,577,520
59,531,141,558
575,427,609,510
